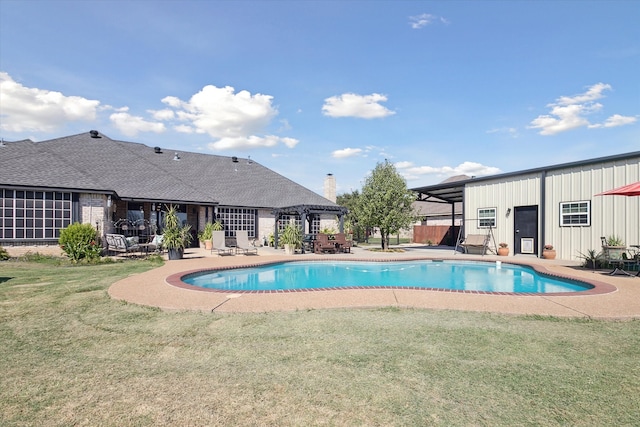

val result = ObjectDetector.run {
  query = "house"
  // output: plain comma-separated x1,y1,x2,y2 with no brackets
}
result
0,131,346,248
411,152,640,260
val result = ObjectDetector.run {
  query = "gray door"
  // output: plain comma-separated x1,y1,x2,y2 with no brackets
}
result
514,206,538,255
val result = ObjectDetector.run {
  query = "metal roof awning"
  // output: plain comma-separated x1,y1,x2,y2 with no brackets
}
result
412,182,467,204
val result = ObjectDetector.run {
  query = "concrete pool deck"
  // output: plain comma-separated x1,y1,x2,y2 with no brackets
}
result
107,244,640,320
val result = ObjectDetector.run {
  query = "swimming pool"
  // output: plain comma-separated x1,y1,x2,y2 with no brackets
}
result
181,260,592,294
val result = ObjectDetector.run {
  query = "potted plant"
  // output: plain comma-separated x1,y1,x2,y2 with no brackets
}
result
603,235,626,261
497,242,509,256
542,244,556,260
280,222,302,255
162,205,192,260
199,221,222,251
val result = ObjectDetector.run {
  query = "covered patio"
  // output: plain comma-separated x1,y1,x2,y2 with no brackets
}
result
272,204,349,252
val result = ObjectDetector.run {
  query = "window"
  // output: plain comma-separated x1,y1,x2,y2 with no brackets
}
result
309,217,321,235
560,201,590,226
0,189,72,240
278,215,302,234
216,207,257,237
477,208,496,228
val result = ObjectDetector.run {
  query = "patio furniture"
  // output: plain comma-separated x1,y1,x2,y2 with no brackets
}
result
460,234,489,255
601,239,637,277
235,230,258,255
314,233,337,254
105,233,141,256
333,233,352,253
302,234,316,254
211,230,234,256
146,234,164,254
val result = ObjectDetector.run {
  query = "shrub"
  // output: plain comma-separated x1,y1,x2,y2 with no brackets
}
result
59,223,102,263
0,245,9,261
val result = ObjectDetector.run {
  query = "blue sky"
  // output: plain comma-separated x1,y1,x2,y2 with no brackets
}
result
1,1,638,196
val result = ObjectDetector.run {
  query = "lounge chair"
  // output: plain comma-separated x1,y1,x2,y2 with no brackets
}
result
235,230,258,255
460,234,489,255
211,230,234,256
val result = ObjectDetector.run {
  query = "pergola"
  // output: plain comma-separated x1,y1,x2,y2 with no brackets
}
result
272,204,349,249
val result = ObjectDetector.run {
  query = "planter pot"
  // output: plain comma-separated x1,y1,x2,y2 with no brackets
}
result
603,246,626,260
284,244,296,255
497,247,509,256
167,248,184,260
542,249,556,260
204,240,213,251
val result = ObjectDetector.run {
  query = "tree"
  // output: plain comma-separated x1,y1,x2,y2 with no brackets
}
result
336,189,362,241
355,160,417,250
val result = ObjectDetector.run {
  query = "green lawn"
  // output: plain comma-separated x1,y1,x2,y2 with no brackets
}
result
1,257,639,426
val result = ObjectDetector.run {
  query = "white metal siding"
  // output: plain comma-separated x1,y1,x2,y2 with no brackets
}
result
464,155,639,260
545,157,640,260
465,174,540,251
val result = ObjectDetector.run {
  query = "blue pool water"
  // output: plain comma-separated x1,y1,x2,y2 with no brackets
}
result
182,260,591,293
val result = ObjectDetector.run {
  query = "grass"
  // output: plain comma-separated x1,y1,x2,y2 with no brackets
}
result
1,258,639,426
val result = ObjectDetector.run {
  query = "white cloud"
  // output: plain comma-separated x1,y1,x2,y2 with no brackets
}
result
157,85,295,150
208,134,299,151
409,13,450,29
556,82,610,105
589,114,637,129
281,137,299,148
394,161,414,168
486,127,519,138
322,93,395,119
174,124,196,133
149,108,175,120
332,148,364,158
0,71,100,133
109,112,165,137
396,161,501,180
161,86,277,137
528,83,636,135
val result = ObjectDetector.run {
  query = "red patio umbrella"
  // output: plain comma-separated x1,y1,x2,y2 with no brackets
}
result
595,181,640,197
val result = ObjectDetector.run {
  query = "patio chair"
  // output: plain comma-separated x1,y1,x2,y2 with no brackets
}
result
147,234,164,254
460,234,489,255
211,230,234,256
333,233,351,253
314,233,337,254
235,230,258,255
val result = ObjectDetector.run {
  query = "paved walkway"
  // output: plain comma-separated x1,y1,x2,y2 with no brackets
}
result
108,244,640,319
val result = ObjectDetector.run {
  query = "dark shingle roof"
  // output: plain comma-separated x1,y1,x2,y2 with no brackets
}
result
0,131,338,209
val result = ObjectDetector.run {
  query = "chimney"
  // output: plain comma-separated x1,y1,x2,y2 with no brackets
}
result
324,173,336,203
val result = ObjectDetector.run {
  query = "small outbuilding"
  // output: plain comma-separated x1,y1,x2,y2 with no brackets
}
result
412,151,640,260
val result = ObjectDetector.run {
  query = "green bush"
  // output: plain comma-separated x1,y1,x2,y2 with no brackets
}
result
0,245,9,261
58,223,102,263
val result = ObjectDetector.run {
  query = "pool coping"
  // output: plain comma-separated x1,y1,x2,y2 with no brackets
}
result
107,245,640,319
166,257,617,297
